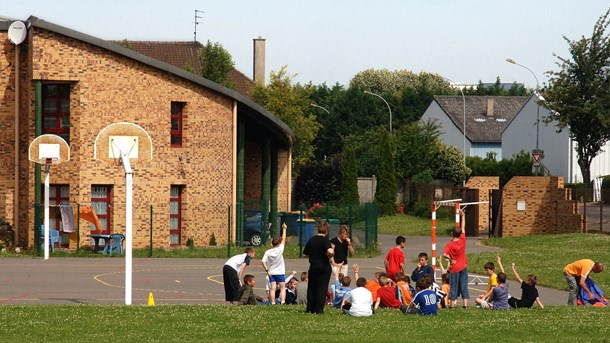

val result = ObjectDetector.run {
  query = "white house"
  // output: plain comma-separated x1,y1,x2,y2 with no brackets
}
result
421,94,610,183
420,96,529,160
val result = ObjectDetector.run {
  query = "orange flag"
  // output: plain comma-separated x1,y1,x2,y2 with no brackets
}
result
78,206,103,233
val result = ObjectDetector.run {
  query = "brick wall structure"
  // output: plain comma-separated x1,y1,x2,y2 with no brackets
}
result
0,19,294,249
501,176,583,237
466,176,499,233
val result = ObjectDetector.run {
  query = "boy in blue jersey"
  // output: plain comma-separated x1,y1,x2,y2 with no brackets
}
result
407,277,440,315
332,263,352,308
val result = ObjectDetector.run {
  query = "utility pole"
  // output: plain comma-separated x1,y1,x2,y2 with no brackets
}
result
194,10,204,42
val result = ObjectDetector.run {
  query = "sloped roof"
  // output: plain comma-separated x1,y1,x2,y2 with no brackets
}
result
14,16,292,145
113,40,255,97
434,95,529,143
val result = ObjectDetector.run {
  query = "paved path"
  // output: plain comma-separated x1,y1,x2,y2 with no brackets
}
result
0,235,567,306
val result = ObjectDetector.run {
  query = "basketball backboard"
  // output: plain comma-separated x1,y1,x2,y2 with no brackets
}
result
94,122,152,162
28,134,70,165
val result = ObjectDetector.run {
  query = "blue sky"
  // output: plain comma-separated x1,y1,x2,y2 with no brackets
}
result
3,1,609,88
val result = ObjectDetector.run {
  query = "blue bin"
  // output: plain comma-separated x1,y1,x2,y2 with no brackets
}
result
298,219,316,245
283,211,304,236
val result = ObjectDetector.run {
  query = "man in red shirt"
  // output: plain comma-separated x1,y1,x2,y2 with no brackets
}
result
374,275,408,313
442,222,469,308
384,236,406,282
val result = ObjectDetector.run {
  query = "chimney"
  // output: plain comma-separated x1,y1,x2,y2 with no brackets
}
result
486,98,495,118
253,36,266,85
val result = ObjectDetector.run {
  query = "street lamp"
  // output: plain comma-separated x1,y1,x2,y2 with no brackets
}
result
310,103,331,116
443,77,467,183
506,58,541,175
364,90,392,132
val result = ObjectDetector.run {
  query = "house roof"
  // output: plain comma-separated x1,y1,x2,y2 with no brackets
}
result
5,16,293,146
433,95,529,143
112,41,255,97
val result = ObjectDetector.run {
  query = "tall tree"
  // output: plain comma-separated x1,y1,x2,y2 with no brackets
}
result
544,8,610,183
252,66,321,172
339,145,359,205
374,130,397,216
198,40,235,89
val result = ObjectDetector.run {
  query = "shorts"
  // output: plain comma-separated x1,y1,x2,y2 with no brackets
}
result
269,274,286,283
449,267,470,300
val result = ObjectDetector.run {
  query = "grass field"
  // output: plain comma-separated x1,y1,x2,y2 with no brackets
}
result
468,233,610,292
377,214,455,236
0,304,608,342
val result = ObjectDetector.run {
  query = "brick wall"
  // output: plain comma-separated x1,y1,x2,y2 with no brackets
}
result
501,176,583,237
466,176,499,233
3,27,291,249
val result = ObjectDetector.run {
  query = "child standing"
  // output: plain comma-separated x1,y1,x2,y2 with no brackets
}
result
442,222,469,308
385,236,406,282
261,223,287,304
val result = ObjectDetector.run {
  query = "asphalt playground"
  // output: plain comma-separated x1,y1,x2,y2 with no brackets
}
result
0,235,568,306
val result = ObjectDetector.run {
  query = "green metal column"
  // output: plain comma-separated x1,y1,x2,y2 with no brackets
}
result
236,121,245,246
34,81,42,256
269,142,279,238
261,138,270,239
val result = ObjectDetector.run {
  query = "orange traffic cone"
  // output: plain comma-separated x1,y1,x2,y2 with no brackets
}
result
147,292,155,306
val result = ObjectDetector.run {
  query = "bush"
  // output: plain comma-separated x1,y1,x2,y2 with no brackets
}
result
409,200,452,219
309,203,367,224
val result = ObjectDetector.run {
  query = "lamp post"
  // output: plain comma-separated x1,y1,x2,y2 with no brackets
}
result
443,77,466,185
364,90,392,132
506,58,541,175
310,103,330,116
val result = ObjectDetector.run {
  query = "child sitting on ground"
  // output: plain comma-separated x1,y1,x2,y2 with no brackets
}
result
407,277,441,315
365,271,384,302
475,260,498,308
477,271,509,310
395,272,413,306
438,258,451,309
496,255,544,309
341,264,374,317
238,275,267,305
332,263,352,308
374,275,408,313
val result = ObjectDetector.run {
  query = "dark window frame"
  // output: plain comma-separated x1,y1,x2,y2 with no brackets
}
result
42,83,70,144
171,102,185,147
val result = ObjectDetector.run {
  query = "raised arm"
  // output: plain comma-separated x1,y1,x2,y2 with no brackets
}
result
511,263,523,283
496,255,505,274
280,222,287,245
438,256,447,275
353,264,359,281
334,263,343,280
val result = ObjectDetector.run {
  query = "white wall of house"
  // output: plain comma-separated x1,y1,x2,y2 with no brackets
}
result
471,143,502,160
420,100,472,157
504,97,610,183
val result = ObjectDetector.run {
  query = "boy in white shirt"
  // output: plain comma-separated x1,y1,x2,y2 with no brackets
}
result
341,264,373,316
261,223,287,304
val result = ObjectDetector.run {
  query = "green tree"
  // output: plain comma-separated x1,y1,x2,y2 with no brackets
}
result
432,143,470,185
252,66,321,172
339,145,359,205
393,120,441,181
374,131,397,216
544,8,610,184
198,40,235,89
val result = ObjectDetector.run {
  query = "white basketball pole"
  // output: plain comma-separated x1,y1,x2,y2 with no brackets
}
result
43,162,51,260
121,153,133,305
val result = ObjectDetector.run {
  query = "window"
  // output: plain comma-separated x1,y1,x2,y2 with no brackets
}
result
170,186,182,246
42,84,70,144
91,186,111,236
171,102,185,147
43,185,70,247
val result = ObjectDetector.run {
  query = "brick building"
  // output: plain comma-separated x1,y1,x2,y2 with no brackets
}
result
0,16,294,249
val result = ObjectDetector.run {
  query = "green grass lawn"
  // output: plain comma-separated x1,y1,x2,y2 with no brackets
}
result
0,304,608,342
468,233,610,292
377,214,455,236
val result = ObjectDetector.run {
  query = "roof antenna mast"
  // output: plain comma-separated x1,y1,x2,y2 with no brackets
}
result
194,10,204,42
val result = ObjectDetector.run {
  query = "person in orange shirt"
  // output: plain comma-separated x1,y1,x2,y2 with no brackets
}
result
563,259,604,306
365,271,384,302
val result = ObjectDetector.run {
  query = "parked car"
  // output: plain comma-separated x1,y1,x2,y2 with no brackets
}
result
244,210,263,246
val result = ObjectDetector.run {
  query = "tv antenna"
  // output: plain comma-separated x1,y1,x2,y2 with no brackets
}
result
194,10,204,42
